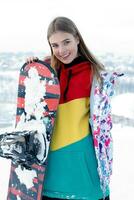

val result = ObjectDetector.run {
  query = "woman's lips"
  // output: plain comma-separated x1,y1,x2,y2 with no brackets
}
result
60,54,70,59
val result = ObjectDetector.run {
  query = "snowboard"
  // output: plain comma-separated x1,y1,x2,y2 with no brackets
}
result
0,60,60,200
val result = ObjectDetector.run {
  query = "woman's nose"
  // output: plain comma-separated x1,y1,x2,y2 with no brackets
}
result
58,45,67,56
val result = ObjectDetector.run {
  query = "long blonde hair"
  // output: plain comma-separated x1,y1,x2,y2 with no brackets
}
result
47,16,105,82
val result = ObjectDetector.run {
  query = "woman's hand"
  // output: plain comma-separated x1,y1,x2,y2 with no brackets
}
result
26,56,39,63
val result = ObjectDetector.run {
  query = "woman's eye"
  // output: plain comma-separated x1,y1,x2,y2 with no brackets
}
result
51,44,58,48
64,40,70,45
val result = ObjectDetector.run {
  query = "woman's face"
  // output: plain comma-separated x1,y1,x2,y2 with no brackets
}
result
49,31,79,64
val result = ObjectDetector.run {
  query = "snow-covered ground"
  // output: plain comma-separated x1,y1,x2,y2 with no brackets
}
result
110,124,134,200
0,92,134,200
0,159,11,199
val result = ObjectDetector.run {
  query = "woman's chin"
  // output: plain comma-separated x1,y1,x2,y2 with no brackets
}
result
60,56,75,64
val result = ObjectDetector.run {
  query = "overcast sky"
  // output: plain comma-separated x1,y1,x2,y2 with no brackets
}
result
0,0,134,55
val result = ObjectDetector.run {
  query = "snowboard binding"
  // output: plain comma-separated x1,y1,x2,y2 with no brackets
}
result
0,130,41,169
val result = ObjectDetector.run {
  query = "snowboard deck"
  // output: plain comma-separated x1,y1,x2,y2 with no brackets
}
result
6,60,60,200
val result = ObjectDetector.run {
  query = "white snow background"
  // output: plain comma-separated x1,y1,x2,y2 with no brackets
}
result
0,92,134,199
0,0,134,198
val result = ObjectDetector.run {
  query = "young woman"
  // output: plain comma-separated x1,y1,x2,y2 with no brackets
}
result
27,16,120,200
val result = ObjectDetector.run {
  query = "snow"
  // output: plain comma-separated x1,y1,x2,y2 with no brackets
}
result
0,158,11,200
15,166,37,189
110,124,134,200
24,67,46,121
112,93,134,118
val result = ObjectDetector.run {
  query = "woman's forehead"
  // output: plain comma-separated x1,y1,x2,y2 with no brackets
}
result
49,31,74,43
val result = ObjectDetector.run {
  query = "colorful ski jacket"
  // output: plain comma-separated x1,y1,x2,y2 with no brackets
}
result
50,57,93,151
90,71,123,198
44,56,122,198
